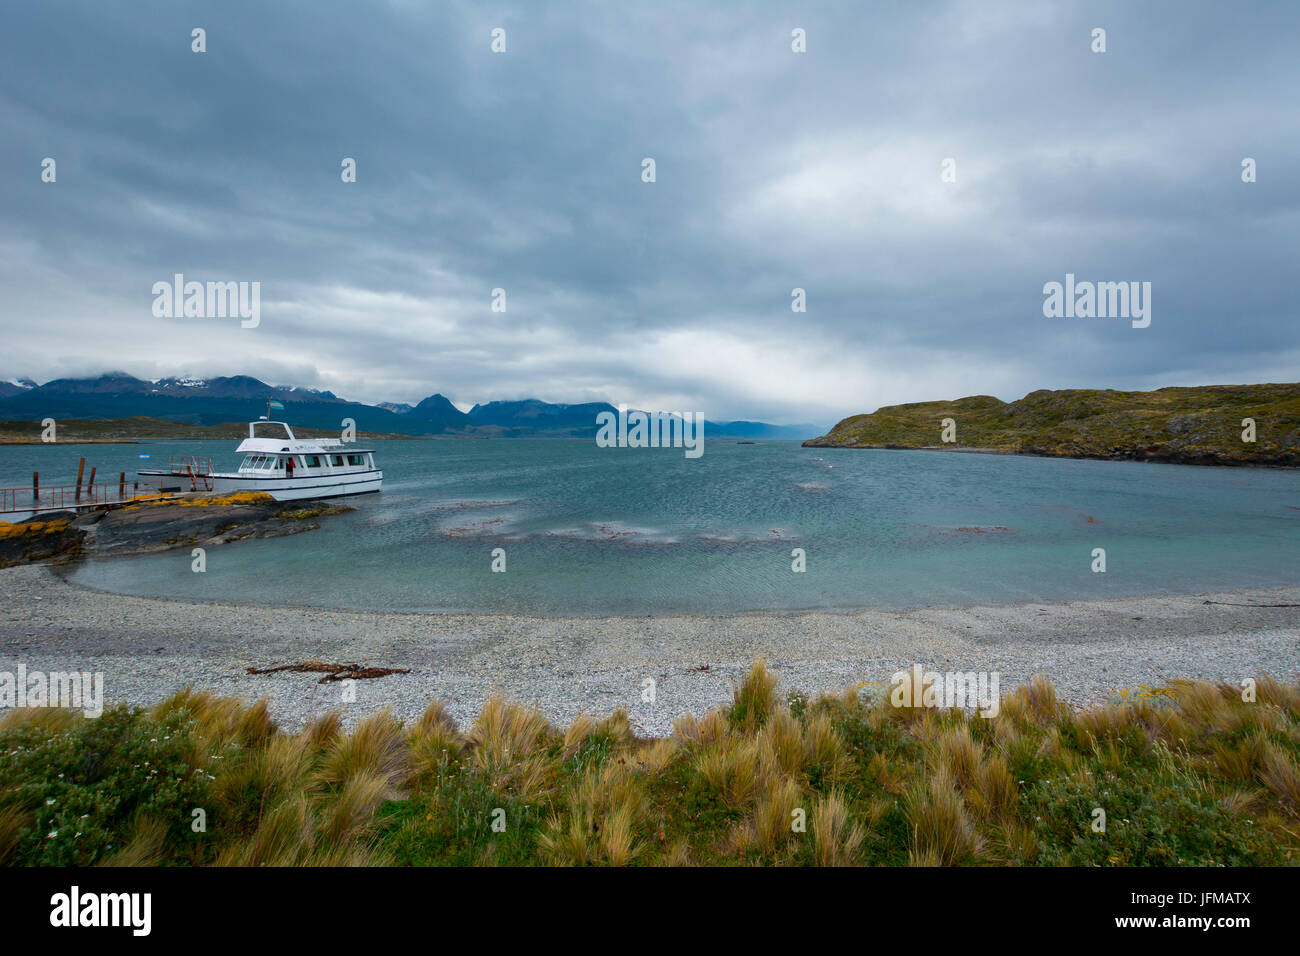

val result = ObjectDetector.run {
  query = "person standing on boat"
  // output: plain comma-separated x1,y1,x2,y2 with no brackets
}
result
285,456,296,479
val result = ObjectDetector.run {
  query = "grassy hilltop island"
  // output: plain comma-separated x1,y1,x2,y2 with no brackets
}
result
803,384,1300,466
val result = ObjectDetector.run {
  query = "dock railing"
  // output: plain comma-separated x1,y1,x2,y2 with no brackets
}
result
1,477,145,518
3,455,214,520
163,456,215,491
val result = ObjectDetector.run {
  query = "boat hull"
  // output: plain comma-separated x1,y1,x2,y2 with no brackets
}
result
209,471,382,501
140,470,382,501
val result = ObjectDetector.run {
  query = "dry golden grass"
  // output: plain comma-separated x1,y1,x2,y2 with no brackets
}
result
811,790,866,866
730,659,778,733
757,707,804,778
1257,676,1300,715
904,766,984,866
98,817,170,867
322,773,393,845
637,737,679,774
599,804,640,866
318,710,406,790
4,666,1298,868
673,709,728,745
932,724,982,788
752,776,803,857
696,738,760,809
1259,743,1300,810
407,701,463,783
562,713,597,758
665,839,692,866
464,696,557,800
0,705,78,734
597,708,635,747
536,807,594,866
802,711,852,784
537,761,646,866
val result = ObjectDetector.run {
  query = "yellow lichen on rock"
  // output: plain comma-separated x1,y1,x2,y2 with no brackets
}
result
0,519,71,539
176,492,275,507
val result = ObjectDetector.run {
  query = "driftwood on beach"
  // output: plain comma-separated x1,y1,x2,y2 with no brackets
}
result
246,662,411,683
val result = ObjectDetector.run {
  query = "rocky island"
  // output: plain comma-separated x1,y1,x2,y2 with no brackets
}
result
0,492,351,569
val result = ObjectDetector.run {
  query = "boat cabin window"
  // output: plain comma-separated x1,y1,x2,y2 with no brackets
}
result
304,455,322,468
331,455,344,467
245,455,268,470
347,454,363,466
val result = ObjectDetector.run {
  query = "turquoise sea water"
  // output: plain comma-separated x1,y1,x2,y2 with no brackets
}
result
3,438,1298,615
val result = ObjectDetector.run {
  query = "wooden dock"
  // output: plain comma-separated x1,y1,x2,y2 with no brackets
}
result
0,457,151,522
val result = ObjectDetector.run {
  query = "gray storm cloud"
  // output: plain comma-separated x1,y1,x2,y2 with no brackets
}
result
0,0,1296,422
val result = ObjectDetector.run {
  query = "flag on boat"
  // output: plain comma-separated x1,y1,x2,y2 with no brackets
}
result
268,400,284,410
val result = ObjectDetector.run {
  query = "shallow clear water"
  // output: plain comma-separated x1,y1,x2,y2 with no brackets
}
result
4,438,1298,615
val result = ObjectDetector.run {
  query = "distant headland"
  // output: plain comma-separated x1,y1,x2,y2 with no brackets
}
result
804,383,1300,466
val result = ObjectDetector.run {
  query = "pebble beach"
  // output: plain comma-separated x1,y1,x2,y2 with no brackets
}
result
1,562,1296,736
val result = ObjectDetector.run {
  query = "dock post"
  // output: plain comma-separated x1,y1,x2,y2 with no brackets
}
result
33,472,39,501
75,458,86,500
87,467,96,499
119,472,126,501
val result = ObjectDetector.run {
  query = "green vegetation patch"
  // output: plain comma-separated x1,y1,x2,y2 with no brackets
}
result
805,383,1300,465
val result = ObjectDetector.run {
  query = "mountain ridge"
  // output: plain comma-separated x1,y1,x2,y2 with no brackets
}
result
0,372,820,439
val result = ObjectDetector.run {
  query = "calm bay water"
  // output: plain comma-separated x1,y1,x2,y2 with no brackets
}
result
4,438,1298,615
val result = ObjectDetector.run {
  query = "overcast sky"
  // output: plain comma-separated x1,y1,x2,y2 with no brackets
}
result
1,1,1296,423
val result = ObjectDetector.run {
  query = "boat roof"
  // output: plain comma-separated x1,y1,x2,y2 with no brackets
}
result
236,441,375,454
237,421,374,455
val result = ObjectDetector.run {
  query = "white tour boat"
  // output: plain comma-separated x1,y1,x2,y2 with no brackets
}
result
139,420,382,501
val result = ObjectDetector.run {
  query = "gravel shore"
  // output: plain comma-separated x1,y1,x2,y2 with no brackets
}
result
1,563,1296,736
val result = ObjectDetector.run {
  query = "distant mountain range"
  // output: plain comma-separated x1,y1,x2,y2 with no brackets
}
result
0,373,820,440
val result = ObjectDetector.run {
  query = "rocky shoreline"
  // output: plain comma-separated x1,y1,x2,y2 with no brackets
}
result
797,441,1300,468
0,493,351,569
1,562,1295,736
